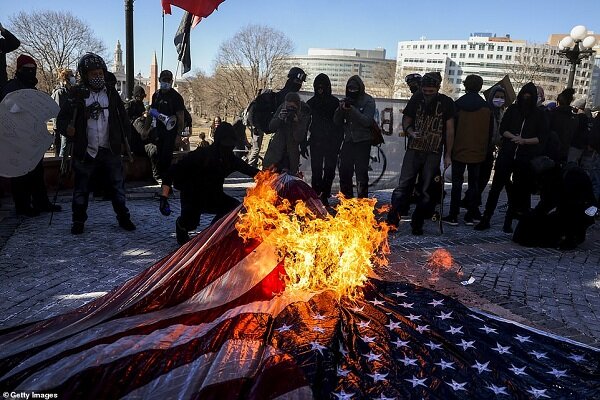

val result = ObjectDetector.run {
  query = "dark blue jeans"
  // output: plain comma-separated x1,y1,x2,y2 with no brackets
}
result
339,140,371,198
389,149,441,226
72,148,129,223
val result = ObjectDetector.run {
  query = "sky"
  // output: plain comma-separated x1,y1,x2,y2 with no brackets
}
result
2,0,600,79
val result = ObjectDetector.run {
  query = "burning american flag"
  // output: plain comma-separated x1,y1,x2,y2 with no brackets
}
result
0,172,598,399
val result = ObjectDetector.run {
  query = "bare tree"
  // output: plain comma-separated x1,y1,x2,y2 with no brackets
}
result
372,62,399,98
8,10,106,93
212,24,294,115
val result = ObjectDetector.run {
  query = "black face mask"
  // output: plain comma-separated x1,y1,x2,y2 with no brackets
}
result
289,81,302,92
16,68,38,87
519,96,536,114
347,89,360,99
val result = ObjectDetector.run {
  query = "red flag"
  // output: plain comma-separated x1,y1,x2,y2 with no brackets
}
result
162,0,225,22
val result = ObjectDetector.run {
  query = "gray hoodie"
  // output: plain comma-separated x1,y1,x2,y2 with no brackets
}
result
333,75,376,143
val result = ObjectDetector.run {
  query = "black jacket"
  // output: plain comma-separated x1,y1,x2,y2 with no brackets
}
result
0,28,20,90
307,73,343,149
0,76,35,101
164,145,259,195
56,85,130,160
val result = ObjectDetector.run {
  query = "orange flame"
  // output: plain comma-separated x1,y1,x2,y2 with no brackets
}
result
236,171,390,298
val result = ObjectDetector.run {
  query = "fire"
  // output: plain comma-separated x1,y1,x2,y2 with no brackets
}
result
236,171,390,298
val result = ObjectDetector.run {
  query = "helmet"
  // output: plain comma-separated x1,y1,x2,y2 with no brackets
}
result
77,53,107,78
287,67,307,82
405,73,422,84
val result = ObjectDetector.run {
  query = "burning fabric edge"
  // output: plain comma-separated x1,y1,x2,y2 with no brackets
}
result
0,173,598,399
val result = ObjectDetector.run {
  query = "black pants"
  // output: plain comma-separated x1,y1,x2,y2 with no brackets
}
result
11,159,51,213
478,150,494,201
339,141,371,198
310,142,339,197
449,161,480,217
483,158,513,218
156,130,177,181
179,190,240,231
72,149,129,224
145,143,160,182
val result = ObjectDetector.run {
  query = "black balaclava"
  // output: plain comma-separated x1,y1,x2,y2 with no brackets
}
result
16,67,38,87
517,82,538,116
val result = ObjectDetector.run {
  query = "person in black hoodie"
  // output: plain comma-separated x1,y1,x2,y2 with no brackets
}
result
159,122,259,245
0,23,20,91
307,73,343,206
475,82,547,232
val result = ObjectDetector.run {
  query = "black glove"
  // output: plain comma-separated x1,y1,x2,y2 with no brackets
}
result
159,195,171,216
300,141,309,159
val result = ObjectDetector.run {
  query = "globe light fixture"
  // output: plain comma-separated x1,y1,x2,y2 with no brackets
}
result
558,25,597,89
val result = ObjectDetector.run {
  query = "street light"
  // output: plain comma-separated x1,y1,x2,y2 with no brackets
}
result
558,25,597,89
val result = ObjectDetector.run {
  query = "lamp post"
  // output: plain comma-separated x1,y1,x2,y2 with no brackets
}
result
558,25,597,89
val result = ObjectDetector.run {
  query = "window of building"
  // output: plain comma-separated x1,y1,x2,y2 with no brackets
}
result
452,44,458,49
496,55,503,60
448,70,455,75
449,78,454,83
412,45,418,49
460,53,466,58
468,53,475,58
420,45,425,49
478,54,484,59
497,45,504,51
488,44,495,50
515,47,522,52
487,54,493,59
457,78,462,84
443,44,449,49
427,44,432,49
435,44,441,49
461,44,467,50
479,45,485,50
450,52,457,58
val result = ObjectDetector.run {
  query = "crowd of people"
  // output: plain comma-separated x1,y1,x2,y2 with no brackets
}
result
1,23,598,249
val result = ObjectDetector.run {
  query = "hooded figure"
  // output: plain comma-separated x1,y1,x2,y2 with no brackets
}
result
333,75,376,198
160,122,259,245
307,73,344,205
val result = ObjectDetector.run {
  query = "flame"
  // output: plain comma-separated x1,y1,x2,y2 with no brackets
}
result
427,249,454,270
236,171,390,298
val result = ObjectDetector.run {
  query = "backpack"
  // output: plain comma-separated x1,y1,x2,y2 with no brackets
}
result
243,89,279,133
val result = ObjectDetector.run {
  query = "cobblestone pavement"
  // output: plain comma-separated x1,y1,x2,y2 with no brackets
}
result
0,179,598,349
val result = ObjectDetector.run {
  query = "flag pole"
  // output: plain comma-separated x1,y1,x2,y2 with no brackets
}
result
160,10,165,71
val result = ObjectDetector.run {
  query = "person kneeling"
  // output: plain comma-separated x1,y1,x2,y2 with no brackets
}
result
158,122,259,245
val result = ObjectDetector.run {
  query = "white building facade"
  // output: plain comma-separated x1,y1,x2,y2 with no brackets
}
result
394,33,595,102
285,48,396,97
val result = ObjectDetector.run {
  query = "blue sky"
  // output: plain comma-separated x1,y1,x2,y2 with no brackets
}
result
2,0,599,78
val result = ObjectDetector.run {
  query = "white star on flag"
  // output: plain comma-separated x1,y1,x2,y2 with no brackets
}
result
487,384,509,395
435,359,455,370
446,379,467,391
368,298,385,306
312,326,325,333
350,305,364,313
275,323,293,333
360,335,376,343
339,341,348,357
492,343,511,355
374,394,396,400
392,338,410,348
357,320,371,329
468,313,484,321
415,324,430,333
568,354,586,363
364,351,382,362
509,364,528,376
312,313,326,320
529,350,548,360
457,339,476,351
392,291,407,297
436,311,453,320
428,299,444,307
472,360,491,374
515,334,532,343
406,314,421,321
333,389,355,400
446,325,463,335
367,372,388,382
385,320,401,330
547,368,568,378
527,387,550,399
309,341,327,355
404,375,427,388
337,366,350,377
399,302,414,309
479,325,498,334
425,341,443,351
399,356,418,366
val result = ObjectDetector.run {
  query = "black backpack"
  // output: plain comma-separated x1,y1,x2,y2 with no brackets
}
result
243,90,280,133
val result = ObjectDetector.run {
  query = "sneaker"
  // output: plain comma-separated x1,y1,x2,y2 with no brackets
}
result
400,215,412,222
118,218,136,231
411,225,424,236
441,215,459,226
71,222,84,235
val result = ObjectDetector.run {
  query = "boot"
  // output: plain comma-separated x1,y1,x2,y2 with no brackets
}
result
502,215,513,233
176,217,190,245
474,214,491,231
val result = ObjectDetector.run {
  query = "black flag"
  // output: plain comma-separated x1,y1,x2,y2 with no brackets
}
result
174,11,192,75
